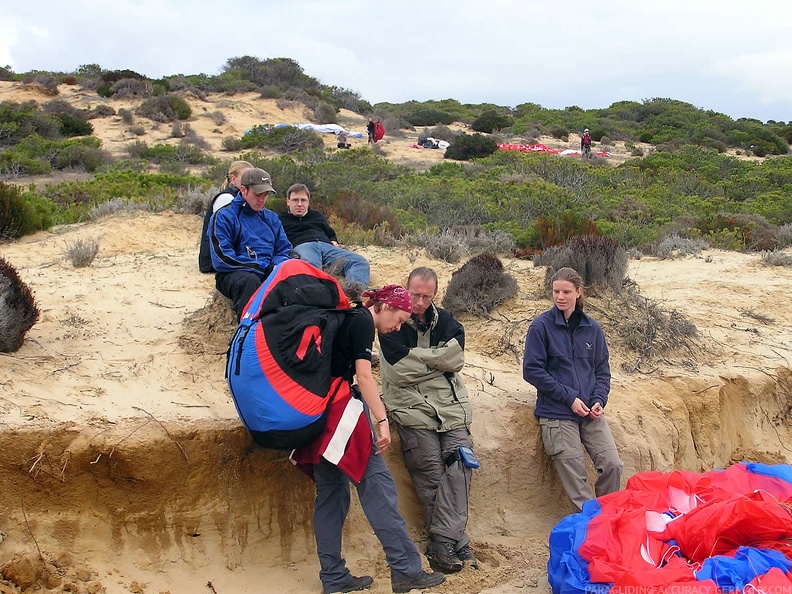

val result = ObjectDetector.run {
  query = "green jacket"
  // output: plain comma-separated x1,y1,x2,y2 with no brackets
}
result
378,304,473,431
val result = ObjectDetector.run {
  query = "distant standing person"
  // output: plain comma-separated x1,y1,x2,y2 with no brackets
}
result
581,128,592,156
378,267,478,573
208,168,292,320
367,118,375,144
278,184,370,293
198,160,252,273
522,267,623,511
291,285,446,594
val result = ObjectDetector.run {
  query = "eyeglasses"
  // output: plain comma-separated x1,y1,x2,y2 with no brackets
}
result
409,293,434,302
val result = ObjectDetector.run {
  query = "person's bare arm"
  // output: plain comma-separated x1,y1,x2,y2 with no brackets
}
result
355,359,390,452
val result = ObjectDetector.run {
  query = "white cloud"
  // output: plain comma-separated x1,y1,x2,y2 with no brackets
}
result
1,0,791,121
711,48,792,106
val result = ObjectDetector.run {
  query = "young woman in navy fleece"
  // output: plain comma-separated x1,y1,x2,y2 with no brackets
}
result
523,267,623,511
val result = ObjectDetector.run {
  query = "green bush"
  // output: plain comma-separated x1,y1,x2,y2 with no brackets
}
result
137,95,192,122
314,101,337,124
0,182,56,238
471,110,513,133
0,100,62,144
239,125,323,153
53,112,93,136
406,107,455,127
444,133,498,161
39,170,212,223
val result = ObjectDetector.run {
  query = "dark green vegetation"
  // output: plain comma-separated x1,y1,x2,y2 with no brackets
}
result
3,147,790,254
376,98,790,158
0,57,790,252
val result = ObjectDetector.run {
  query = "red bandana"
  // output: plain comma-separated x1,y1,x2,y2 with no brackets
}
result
362,285,413,313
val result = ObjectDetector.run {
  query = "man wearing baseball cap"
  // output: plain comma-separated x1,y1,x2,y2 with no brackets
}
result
208,168,293,320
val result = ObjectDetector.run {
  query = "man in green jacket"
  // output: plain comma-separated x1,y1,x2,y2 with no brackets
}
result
378,267,477,573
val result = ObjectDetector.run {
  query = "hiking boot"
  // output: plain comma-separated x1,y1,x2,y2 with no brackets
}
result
425,538,463,572
325,574,374,594
391,570,445,593
456,544,479,569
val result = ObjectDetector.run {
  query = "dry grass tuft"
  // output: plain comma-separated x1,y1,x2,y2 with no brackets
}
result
64,239,99,268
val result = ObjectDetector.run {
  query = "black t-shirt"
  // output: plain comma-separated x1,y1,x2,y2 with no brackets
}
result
332,308,374,380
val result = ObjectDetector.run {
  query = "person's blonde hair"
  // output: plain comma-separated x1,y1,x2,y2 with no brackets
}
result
221,161,253,191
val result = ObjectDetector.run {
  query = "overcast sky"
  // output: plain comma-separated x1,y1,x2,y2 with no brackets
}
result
1,0,790,123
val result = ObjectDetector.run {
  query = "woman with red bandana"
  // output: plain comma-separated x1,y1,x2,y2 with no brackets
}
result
292,286,446,594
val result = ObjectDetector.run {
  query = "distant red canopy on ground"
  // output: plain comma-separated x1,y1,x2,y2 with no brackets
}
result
496,143,611,158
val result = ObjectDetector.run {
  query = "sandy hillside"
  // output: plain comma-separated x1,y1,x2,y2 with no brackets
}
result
1,209,791,593
0,80,654,176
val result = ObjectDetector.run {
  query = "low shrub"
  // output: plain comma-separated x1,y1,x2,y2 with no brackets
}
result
137,95,192,122
111,78,153,98
534,235,628,294
759,250,792,267
425,124,456,143
171,121,187,138
441,253,518,316
53,112,93,136
209,110,226,126
777,224,792,249
22,74,59,95
221,137,242,151
406,107,455,127
64,238,99,267
173,185,209,215
239,125,323,153
54,143,110,172
89,198,148,220
549,125,567,139
598,281,698,365
471,110,513,133
0,184,56,238
1,182,36,239
408,227,515,263
128,142,210,165
118,108,135,125
414,230,468,263
314,101,337,124
182,127,211,150
444,133,498,161
650,233,708,259
0,256,40,352
88,104,116,118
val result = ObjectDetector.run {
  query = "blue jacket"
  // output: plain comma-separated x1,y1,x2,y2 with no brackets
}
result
522,306,611,421
208,194,292,277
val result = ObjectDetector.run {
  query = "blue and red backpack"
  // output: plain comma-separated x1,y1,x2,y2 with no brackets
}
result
225,259,354,449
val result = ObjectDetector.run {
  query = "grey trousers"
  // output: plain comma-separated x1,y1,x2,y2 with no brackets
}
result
397,426,473,548
538,416,623,511
313,451,423,592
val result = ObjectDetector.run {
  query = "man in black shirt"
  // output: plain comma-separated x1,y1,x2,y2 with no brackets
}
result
278,184,370,291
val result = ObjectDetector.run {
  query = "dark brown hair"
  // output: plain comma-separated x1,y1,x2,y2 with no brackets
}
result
286,183,311,200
